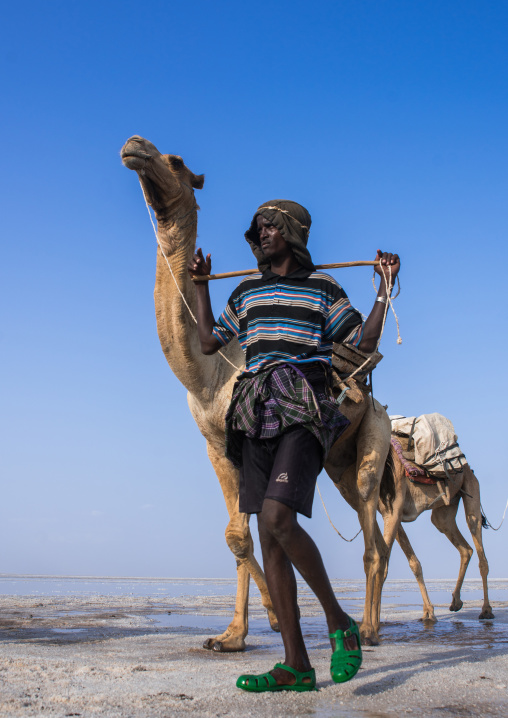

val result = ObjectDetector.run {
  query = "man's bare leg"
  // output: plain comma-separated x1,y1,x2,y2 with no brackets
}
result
258,523,311,684
258,498,358,685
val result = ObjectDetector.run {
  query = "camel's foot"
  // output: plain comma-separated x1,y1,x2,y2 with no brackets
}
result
449,597,463,612
479,607,495,620
268,608,280,633
419,609,437,623
359,627,379,647
203,632,246,653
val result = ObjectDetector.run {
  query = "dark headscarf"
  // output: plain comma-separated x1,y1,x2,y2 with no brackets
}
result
244,199,315,272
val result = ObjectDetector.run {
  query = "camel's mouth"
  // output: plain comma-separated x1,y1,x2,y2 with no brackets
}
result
120,136,157,170
121,150,152,171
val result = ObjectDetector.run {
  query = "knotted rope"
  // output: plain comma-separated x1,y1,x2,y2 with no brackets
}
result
344,263,401,385
258,204,310,233
372,271,402,346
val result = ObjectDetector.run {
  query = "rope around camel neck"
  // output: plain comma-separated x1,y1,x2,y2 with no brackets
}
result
139,180,242,372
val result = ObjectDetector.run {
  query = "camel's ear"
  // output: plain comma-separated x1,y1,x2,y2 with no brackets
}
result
191,173,205,190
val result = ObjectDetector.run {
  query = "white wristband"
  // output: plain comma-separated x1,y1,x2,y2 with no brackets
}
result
376,296,388,305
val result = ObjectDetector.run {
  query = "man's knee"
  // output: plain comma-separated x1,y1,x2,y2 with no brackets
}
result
259,498,295,542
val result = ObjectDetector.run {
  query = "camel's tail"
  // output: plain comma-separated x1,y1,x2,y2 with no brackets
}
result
379,446,396,512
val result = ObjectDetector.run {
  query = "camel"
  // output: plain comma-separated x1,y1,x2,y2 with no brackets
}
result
377,436,494,624
120,135,393,648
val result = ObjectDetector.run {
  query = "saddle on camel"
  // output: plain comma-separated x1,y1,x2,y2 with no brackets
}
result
390,413,467,502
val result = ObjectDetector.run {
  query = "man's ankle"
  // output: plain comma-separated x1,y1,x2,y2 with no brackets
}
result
328,611,351,634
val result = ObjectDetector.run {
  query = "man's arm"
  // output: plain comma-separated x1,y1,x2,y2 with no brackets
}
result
187,248,223,355
358,249,400,354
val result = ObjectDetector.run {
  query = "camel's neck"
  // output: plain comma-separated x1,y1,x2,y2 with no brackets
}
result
153,213,238,405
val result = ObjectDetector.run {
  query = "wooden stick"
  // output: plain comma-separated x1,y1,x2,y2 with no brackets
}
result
191,260,380,282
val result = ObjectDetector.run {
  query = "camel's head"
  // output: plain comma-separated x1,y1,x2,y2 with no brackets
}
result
121,135,204,222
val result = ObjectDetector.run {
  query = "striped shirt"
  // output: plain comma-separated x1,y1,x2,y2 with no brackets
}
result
212,267,364,373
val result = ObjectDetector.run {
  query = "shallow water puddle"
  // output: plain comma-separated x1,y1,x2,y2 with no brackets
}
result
148,610,508,652
379,613,508,649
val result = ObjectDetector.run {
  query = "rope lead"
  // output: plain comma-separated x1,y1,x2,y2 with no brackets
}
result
480,498,508,531
317,484,363,542
139,180,242,372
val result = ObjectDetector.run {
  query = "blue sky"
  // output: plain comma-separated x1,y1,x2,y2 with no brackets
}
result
1,0,507,583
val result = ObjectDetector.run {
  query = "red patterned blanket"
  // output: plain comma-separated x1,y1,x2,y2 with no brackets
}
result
390,437,439,486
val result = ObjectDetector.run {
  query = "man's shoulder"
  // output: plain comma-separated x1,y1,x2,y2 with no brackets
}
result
230,272,264,298
305,271,345,293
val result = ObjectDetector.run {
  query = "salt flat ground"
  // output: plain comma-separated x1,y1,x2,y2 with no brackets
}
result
0,577,507,717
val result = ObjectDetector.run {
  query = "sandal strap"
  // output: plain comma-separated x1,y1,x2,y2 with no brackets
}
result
330,626,355,639
331,651,362,666
274,662,314,677
261,671,279,688
329,616,361,642
273,663,316,686
239,670,279,688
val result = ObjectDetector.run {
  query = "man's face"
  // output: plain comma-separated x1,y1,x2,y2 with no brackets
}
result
256,215,292,261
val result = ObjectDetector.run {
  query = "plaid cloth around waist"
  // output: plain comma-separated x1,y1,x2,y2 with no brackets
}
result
225,363,350,468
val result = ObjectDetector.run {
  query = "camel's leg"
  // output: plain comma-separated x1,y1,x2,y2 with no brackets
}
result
202,442,277,652
379,453,407,581
332,468,387,641
395,525,437,622
378,455,436,622
372,520,391,631
380,509,402,579
357,488,387,646
431,500,473,613
354,409,391,646
461,469,494,619
375,488,406,626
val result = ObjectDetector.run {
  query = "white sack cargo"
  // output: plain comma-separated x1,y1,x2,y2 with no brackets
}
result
390,413,466,478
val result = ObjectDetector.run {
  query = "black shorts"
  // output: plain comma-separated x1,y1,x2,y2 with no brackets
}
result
239,426,322,518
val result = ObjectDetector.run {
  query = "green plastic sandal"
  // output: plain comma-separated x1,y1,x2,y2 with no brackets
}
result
329,616,363,683
236,662,317,692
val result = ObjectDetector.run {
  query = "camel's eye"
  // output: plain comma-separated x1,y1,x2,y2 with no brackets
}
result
170,157,184,169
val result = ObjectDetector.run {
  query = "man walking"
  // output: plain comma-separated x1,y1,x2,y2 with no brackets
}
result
188,199,399,692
